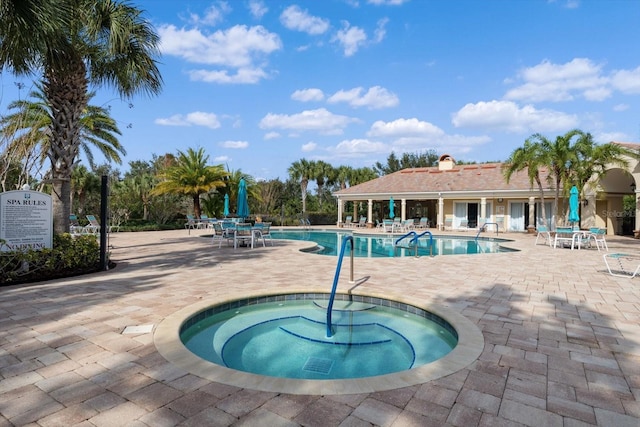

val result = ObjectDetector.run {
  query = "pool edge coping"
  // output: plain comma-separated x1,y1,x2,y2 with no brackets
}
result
154,289,484,395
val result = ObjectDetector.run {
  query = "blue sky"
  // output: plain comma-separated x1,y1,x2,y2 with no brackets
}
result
2,0,640,182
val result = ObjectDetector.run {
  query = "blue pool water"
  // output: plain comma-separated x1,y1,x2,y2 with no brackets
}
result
271,230,515,257
181,295,458,380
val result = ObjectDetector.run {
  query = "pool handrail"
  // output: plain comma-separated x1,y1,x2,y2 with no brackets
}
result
475,222,499,240
394,230,434,257
326,235,354,338
410,230,434,257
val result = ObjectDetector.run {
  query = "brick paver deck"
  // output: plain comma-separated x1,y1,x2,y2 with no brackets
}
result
1,228,639,426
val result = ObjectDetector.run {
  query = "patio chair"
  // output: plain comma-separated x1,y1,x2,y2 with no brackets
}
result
415,217,429,229
588,228,608,251
535,225,552,247
457,219,468,231
443,216,453,231
234,223,255,248
356,216,367,227
85,215,101,234
344,215,353,228
212,221,233,248
185,214,198,232
254,222,273,247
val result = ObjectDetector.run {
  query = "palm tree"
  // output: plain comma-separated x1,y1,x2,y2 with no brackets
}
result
0,0,162,233
288,159,315,215
503,138,550,228
571,134,632,196
152,147,227,218
312,160,335,209
0,85,126,174
534,129,585,221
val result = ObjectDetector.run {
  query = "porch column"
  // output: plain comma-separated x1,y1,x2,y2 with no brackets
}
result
633,188,640,237
401,199,407,221
480,197,487,222
528,196,536,231
367,199,373,226
438,194,444,230
337,199,343,226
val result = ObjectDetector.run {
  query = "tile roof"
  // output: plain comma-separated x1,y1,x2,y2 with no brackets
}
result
335,142,640,198
335,162,552,197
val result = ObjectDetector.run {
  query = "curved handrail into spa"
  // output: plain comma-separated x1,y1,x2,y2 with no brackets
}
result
326,235,354,338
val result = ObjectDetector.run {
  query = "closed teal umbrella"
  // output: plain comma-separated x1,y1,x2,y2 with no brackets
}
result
389,197,395,219
568,185,579,224
237,178,249,220
223,194,229,217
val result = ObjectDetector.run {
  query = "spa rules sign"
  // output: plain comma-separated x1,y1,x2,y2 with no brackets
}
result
0,188,53,252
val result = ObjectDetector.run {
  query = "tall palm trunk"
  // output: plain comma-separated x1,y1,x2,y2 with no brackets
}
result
44,56,88,233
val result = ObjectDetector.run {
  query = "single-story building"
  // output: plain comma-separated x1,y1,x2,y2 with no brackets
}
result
333,142,640,235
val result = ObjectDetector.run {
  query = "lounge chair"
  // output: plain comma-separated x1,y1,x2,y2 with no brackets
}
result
85,214,101,234
343,215,353,228
457,219,468,231
69,214,86,235
356,216,367,227
535,225,552,247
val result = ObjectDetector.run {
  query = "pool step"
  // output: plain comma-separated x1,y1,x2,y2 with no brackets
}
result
280,316,393,346
312,300,376,312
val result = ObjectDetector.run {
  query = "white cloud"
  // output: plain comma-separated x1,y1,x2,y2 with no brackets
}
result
328,86,399,109
332,21,367,56
214,155,230,162
188,67,268,84
220,140,249,149
259,108,360,135
158,24,281,84
504,58,610,102
280,5,330,35
186,2,231,26
611,66,640,94
332,139,388,155
155,112,221,129
264,131,280,140
595,131,630,143
367,118,444,138
613,103,630,112
302,142,317,152
291,88,325,102
248,0,268,19
452,100,579,133
374,18,389,43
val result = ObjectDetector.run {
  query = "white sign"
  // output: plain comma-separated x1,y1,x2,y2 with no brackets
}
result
0,189,53,252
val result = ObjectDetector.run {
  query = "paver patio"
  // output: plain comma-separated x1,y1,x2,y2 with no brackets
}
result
1,228,639,426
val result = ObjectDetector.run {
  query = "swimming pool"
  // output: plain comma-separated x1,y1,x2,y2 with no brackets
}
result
271,230,516,257
180,295,458,380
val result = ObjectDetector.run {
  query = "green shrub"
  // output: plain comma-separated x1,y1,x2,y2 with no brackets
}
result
0,234,101,285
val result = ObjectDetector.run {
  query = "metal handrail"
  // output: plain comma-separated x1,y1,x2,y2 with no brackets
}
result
393,230,434,257
475,222,499,240
326,235,354,338
410,230,434,257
